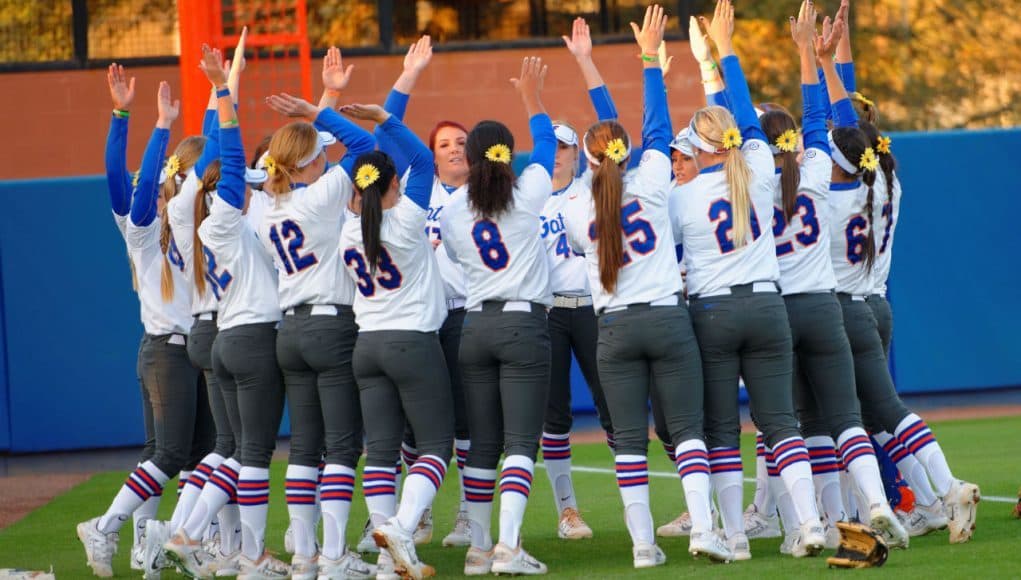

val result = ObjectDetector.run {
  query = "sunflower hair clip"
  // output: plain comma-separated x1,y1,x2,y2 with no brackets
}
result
355,164,381,189
485,144,512,164
852,91,876,109
775,129,799,153
164,154,181,176
603,138,628,164
859,147,879,172
722,127,743,151
876,136,892,155
263,155,278,177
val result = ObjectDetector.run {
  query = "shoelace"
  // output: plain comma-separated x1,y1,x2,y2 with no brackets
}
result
563,510,586,528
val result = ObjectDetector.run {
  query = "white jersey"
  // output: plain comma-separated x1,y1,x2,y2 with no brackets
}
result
198,195,281,330
113,213,128,241
167,171,219,315
674,139,780,297
440,164,553,309
567,149,681,312
125,219,193,335
827,180,876,295
541,179,590,296
871,171,901,296
770,147,838,295
258,166,357,310
426,178,469,302
340,195,446,332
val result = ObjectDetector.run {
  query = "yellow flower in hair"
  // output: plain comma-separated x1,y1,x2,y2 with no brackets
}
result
852,91,875,109
722,127,743,150
859,147,879,172
164,154,181,176
775,129,798,153
876,136,892,155
604,138,628,163
263,154,278,177
355,163,381,189
484,144,512,164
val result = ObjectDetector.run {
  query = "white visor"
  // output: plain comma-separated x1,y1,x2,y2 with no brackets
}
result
553,124,578,147
245,168,268,185
318,130,337,147
158,169,184,186
828,131,859,175
686,120,720,154
670,128,694,156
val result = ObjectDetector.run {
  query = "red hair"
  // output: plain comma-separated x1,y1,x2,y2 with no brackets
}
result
428,120,469,152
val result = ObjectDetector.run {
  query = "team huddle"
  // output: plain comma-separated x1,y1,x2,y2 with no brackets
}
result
74,1,981,578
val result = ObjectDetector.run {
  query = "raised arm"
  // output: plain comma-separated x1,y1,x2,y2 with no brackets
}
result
345,105,435,211
129,82,176,227
689,15,731,110
633,4,672,156
513,57,555,176
105,63,135,216
266,90,376,177
834,0,856,92
318,46,354,111
376,37,432,175
792,0,828,153
816,14,857,128
710,0,765,142
200,45,245,210
563,17,618,121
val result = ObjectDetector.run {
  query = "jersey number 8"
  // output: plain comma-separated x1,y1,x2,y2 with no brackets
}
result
472,220,510,271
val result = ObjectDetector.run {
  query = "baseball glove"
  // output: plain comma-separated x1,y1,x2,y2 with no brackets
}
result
826,521,889,569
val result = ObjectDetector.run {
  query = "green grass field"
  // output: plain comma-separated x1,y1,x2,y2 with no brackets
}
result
2,416,1020,578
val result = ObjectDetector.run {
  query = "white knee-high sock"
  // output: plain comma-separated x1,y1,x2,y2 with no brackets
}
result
837,428,888,509
237,466,271,560
772,437,820,526
498,455,534,548
176,471,190,498
397,455,447,533
675,440,712,534
767,449,798,534
463,466,496,550
99,461,169,533
363,465,398,528
133,495,162,546
615,454,653,546
873,431,938,507
894,414,954,497
183,458,239,540
708,447,743,539
320,464,355,560
217,501,241,555
541,432,577,514
171,453,225,533
455,439,470,513
285,464,319,558
752,432,773,515
805,436,844,525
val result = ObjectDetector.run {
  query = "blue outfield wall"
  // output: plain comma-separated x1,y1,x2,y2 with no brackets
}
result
0,129,1018,452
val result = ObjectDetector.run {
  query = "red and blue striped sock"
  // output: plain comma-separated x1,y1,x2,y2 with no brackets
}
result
397,455,448,532
237,466,271,560
363,465,398,528
99,460,168,533
320,464,355,560
771,436,819,526
498,455,534,547
806,435,844,525
837,428,886,509
463,466,496,550
709,446,743,539
541,432,576,513
285,464,319,557
894,414,953,496
674,440,712,534
615,454,653,545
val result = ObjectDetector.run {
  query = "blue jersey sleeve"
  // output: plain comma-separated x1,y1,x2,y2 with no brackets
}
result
832,98,859,129
314,107,376,178
194,110,222,178
817,68,834,122
217,125,247,210
527,113,556,177
129,127,170,227
836,62,857,94
801,83,830,154
377,116,434,211
641,67,672,157
105,115,132,216
588,85,618,122
707,89,732,111
375,90,413,177
201,108,217,138
720,56,766,143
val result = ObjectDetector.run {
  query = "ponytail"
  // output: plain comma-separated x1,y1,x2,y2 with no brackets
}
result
858,120,899,209
759,110,801,221
265,122,320,197
724,147,754,249
193,160,221,297
779,150,800,221
593,157,625,293
466,121,516,220
861,168,877,272
159,211,175,302
353,152,397,275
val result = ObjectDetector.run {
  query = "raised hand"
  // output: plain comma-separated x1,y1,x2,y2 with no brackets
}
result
631,4,668,56
815,15,844,60
510,56,547,96
199,44,228,87
156,81,180,127
339,103,390,124
403,35,433,74
707,0,735,55
790,0,818,51
266,92,320,120
835,0,853,62
322,46,354,93
658,41,674,76
562,17,593,61
688,16,712,64
231,26,248,74
107,63,136,110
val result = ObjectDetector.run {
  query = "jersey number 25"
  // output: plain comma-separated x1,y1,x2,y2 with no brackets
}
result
587,199,657,265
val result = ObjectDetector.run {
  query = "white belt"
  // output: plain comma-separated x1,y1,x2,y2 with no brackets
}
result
169,334,187,346
603,294,679,314
197,312,215,321
849,294,868,302
285,304,339,316
468,300,533,313
552,295,593,309
699,281,778,298
447,298,466,311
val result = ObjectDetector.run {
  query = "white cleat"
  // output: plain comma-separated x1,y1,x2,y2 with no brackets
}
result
237,551,291,579
373,519,434,580
632,542,667,569
823,524,841,549
491,542,547,575
442,510,472,547
743,504,781,539
656,512,692,537
290,553,319,580
557,507,593,540
284,524,295,555
464,546,494,576
413,508,433,546
791,521,826,558
357,519,380,554
76,517,118,578
779,532,798,555
944,480,980,544
163,530,218,579
213,550,242,577
726,532,751,561
374,551,400,580
688,531,733,563
316,550,375,580
132,542,146,572
900,499,949,537
870,504,910,549
143,519,170,579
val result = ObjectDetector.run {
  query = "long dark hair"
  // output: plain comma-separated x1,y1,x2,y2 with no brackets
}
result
760,110,801,221
353,151,397,275
858,120,898,208
831,126,877,271
193,160,221,296
466,120,516,220
583,121,629,293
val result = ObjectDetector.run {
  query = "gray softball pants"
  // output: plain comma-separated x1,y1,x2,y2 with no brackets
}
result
460,302,550,468
403,307,470,449
188,316,236,458
837,295,910,434
354,330,454,468
211,322,285,469
689,285,802,449
868,294,894,358
597,303,703,456
545,303,613,436
785,292,864,439
277,305,363,469
136,337,156,463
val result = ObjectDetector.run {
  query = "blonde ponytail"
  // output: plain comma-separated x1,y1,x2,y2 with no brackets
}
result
724,147,753,249
159,211,175,302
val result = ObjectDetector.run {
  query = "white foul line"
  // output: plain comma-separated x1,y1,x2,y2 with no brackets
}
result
535,462,1016,504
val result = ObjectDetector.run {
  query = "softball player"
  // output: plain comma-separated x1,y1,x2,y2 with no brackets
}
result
163,46,288,578
332,103,451,580
672,0,826,558
258,48,377,580
78,79,204,578
564,5,730,567
438,56,554,576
